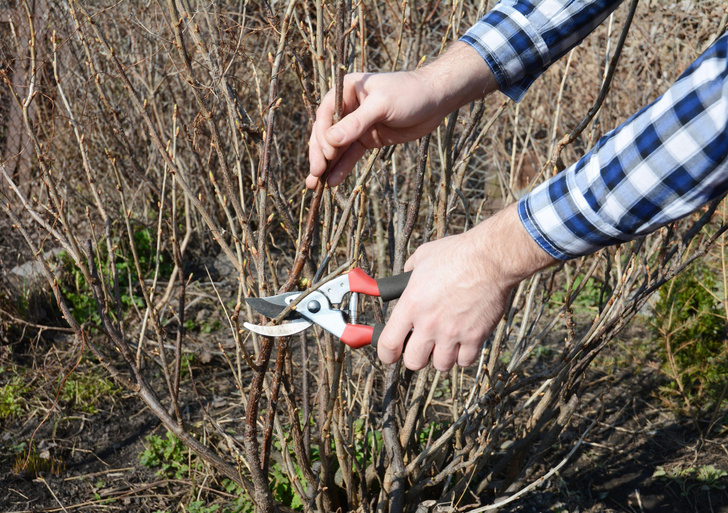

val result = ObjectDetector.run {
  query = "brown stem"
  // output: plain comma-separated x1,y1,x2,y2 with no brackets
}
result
551,0,639,165
394,135,430,271
382,364,406,513
261,337,288,471
244,336,277,512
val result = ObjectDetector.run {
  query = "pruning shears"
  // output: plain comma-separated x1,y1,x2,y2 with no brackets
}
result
243,268,411,348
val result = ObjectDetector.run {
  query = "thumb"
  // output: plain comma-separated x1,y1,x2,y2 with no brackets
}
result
404,249,421,273
325,99,384,148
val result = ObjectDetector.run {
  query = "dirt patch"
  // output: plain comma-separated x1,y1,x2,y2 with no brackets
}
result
1,393,165,512
0,329,248,512
2,317,727,513
497,320,728,513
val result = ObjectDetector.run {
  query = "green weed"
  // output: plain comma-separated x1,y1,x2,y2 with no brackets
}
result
139,431,197,479
650,264,728,415
180,353,196,378
0,370,28,420
418,422,447,449
270,460,305,511
187,501,220,513
186,485,255,513
220,479,255,513
531,344,555,361
266,436,314,511
353,418,382,470
653,464,727,495
432,378,451,399
60,369,118,414
58,226,172,326
551,275,611,310
185,318,223,334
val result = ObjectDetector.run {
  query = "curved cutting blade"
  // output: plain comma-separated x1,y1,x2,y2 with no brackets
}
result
243,319,312,337
246,292,301,319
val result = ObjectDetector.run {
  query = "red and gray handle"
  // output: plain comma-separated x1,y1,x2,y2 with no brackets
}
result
342,323,414,349
346,268,412,302
340,269,411,349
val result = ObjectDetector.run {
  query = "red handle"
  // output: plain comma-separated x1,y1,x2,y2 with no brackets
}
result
347,268,380,296
347,268,411,302
340,324,374,349
340,323,406,350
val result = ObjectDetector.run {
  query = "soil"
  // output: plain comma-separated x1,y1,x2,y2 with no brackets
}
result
1,291,727,512
497,320,728,513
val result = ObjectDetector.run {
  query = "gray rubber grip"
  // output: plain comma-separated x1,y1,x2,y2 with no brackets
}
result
376,271,412,302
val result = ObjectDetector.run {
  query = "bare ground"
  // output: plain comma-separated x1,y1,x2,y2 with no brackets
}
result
1,309,726,513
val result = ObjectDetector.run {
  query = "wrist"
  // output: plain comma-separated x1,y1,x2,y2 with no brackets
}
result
471,204,558,287
415,41,499,113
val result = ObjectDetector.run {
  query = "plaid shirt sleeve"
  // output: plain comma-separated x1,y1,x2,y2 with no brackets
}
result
460,0,624,102
518,33,728,260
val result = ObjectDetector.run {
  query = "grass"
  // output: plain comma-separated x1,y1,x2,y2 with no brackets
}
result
0,367,27,421
653,464,728,495
12,444,65,478
59,367,118,414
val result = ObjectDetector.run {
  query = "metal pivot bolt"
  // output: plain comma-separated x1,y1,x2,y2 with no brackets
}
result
307,300,321,313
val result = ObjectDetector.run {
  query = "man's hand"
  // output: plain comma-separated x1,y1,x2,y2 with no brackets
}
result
307,42,497,188
307,71,445,188
377,205,558,371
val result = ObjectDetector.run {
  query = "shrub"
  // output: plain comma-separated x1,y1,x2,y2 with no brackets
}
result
650,264,728,415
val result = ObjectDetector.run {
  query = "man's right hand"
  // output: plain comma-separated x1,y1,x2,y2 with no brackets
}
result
306,42,499,188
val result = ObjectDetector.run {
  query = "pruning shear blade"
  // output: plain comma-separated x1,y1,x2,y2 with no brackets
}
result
243,319,312,337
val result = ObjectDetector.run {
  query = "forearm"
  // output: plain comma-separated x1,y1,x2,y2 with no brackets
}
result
520,33,728,260
461,0,625,101
414,42,499,114
472,203,558,286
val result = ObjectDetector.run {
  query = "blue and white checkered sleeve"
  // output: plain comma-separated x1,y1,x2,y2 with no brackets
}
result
518,33,728,260
460,0,623,101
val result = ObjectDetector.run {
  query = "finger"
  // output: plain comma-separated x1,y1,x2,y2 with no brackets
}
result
325,97,386,149
308,131,328,179
326,140,368,186
377,302,414,365
314,92,338,160
404,255,416,273
404,247,422,272
431,342,459,372
456,342,481,368
401,332,435,371
305,173,319,189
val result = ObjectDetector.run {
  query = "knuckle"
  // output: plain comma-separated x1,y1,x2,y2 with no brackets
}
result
378,334,400,352
442,324,461,341
346,114,362,132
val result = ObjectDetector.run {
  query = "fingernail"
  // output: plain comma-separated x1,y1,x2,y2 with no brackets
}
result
327,126,345,144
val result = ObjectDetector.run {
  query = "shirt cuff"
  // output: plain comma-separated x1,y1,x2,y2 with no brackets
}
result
460,3,549,102
517,32,728,260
